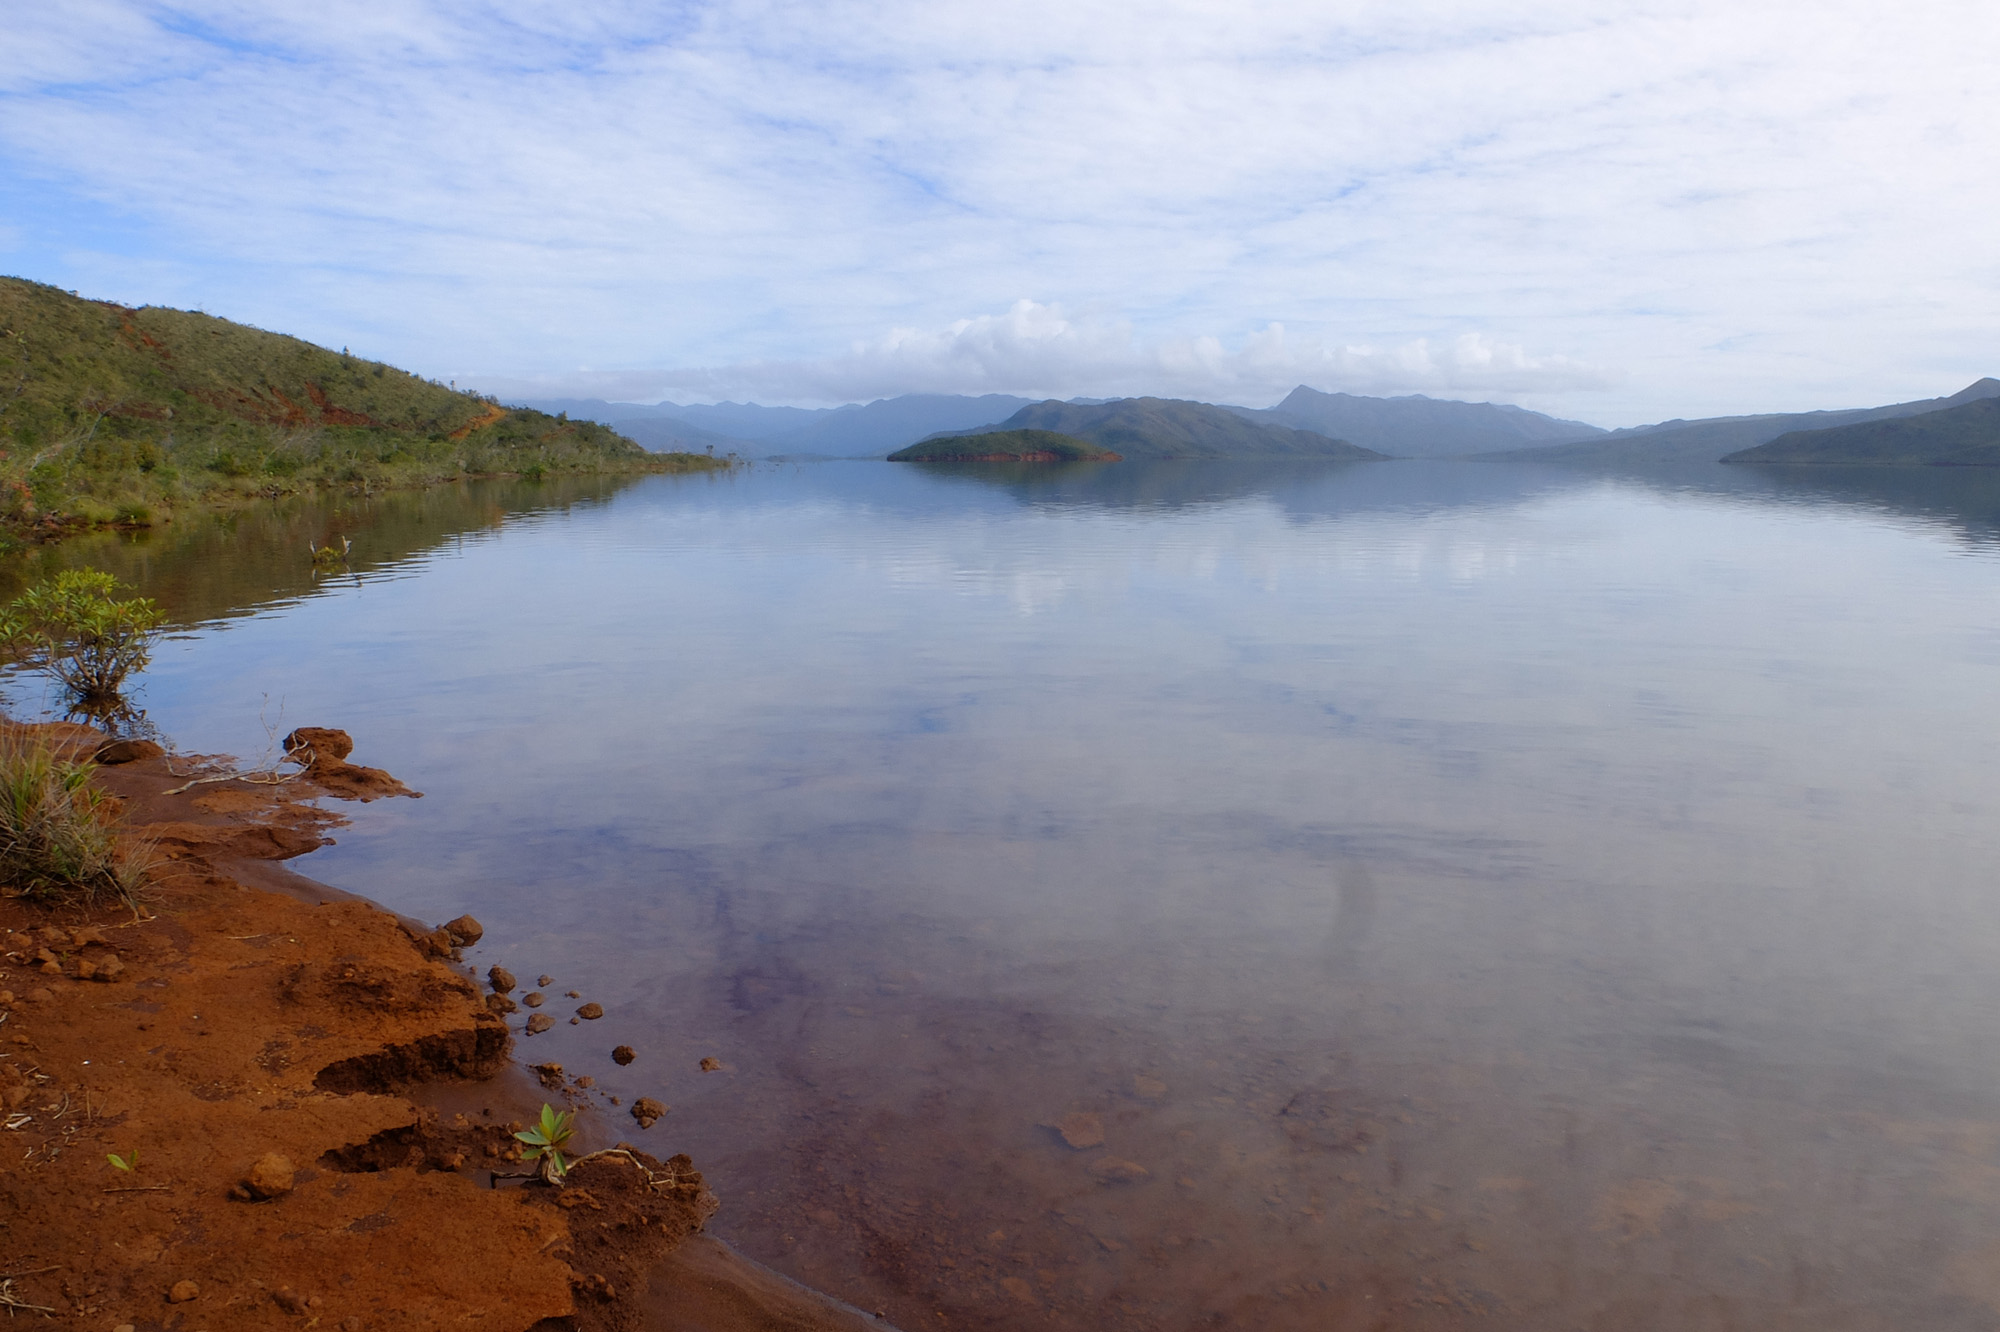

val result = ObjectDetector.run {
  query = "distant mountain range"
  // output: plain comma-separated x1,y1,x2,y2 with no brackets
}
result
1234,386,1605,457
1489,378,2000,465
1724,393,2000,466
526,377,2000,466
931,397,1385,460
521,394,1033,457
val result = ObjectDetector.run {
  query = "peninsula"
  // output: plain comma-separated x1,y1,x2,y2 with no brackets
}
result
0,277,725,547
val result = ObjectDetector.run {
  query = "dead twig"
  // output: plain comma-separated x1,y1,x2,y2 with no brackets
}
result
0,1276,55,1314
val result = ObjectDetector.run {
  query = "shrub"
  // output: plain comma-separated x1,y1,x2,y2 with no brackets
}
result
0,736,147,907
0,569,166,703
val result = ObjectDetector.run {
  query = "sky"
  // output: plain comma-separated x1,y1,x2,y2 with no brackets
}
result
3,1,1997,425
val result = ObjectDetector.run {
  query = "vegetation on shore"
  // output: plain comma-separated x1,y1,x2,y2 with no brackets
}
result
888,428,1121,462
0,276,727,548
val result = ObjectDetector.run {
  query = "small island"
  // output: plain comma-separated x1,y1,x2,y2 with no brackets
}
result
888,429,1122,463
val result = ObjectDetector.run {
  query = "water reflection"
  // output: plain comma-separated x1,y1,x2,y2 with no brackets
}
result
23,461,2000,1330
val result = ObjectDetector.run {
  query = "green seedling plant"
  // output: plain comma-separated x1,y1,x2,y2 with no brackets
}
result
106,1149,138,1173
515,1104,576,1184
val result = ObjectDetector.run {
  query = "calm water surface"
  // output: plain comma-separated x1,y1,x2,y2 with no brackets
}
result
23,460,2000,1330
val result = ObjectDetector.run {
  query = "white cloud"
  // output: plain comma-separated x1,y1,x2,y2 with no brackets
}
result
2,1,1997,422
511,301,1609,406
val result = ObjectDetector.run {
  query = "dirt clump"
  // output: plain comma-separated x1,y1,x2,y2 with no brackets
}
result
613,1045,637,1066
632,1097,668,1129
0,722,718,1331
239,1151,297,1200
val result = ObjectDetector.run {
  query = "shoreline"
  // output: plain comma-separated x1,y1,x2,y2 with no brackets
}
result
0,722,890,1331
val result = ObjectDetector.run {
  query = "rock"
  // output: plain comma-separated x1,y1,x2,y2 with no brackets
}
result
88,955,125,983
274,1287,310,1314
94,737,164,765
569,1017,579,1025
405,925,455,959
611,1045,636,1066
521,992,543,1007
631,1097,668,1128
167,1279,200,1303
1089,1157,1150,1184
0,991,12,1007
526,1014,554,1035
576,1002,604,1020
283,727,354,764
575,1076,594,1089
488,966,516,993
538,975,555,987
485,992,518,1015
565,990,580,999
243,1151,296,1200
69,925,109,947
699,1056,722,1072
533,1063,565,1090
1055,1112,1105,1150
24,988,52,1004
443,914,483,946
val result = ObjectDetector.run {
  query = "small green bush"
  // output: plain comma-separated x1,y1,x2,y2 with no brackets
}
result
0,737,147,907
0,569,166,703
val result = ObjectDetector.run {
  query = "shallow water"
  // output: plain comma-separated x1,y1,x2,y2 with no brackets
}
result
27,460,2000,1329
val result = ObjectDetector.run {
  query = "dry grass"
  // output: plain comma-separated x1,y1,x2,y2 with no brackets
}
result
0,735,149,908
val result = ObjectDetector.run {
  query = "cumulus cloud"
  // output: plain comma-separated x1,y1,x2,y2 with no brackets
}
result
533,301,1609,406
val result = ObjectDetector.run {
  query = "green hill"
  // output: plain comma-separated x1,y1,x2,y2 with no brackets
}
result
0,276,722,543
1489,378,2000,466
1722,396,2000,466
970,397,1386,460
888,429,1120,462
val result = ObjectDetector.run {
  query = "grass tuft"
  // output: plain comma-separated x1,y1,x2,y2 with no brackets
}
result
0,736,148,908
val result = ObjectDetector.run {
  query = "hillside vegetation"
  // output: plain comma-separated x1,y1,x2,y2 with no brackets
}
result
0,276,721,544
889,429,1120,462
1724,395,2000,466
975,397,1385,460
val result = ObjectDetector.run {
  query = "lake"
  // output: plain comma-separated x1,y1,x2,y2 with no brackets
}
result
20,458,2000,1330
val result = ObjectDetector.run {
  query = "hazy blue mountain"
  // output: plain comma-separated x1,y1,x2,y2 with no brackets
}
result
603,416,759,455
1725,394,2000,465
519,393,1034,456
1490,378,2000,465
942,397,1386,460
514,397,767,454
515,397,692,422
1234,387,1606,458
777,394,1034,454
